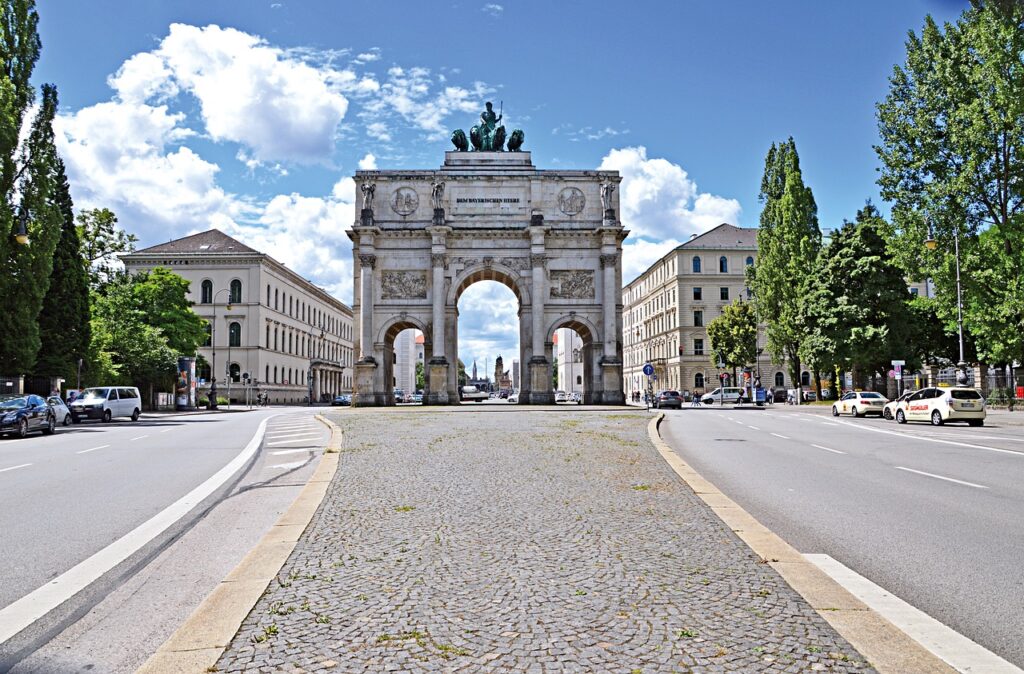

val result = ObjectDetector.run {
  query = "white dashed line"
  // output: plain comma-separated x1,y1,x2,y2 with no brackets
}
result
130,435,148,441
819,421,839,426
770,433,790,440
268,460,305,470
0,463,32,474
265,431,320,439
810,444,845,455
833,419,1024,457
76,445,110,455
266,440,320,447
270,448,311,456
747,426,760,431
895,466,989,489
159,428,175,433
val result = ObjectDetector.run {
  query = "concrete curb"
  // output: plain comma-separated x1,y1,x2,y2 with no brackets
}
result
136,415,342,673
646,413,955,674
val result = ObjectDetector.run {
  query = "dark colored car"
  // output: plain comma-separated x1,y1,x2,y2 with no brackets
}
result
655,390,684,409
331,394,351,406
0,394,57,438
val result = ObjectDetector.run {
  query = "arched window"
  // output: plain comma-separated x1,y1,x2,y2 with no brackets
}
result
775,372,785,387
201,280,213,304
266,324,270,348
289,296,293,316
203,322,212,347
229,322,241,347
229,363,240,383
746,256,754,267
288,332,293,354
801,371,811,386
196,362,211,382
266,285,271,306
576,375,582,385
695,373,705,388
274,366,278,383
274,288,279,310
692,256,701,273
265,364,269,383
719,256,728,273
274,329,278,351
230,279,242,304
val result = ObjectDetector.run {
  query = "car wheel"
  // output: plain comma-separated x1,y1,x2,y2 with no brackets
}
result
831,405,839,417
16,418,28,438
63,414,71,426
852,406,862,418
896,409,907,424
43,415,56,435
931,410,944,426
102,409,112,423
883,408,892,420
131,408,140,421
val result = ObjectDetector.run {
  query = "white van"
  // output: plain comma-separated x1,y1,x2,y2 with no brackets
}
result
701,387,746,405
69,386,142,423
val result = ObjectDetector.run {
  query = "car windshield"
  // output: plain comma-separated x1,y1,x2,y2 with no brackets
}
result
950,389,982,399
0,396,27,410
860,392,884,399
665,391,679,396
47,397,63,405
81,388,110,400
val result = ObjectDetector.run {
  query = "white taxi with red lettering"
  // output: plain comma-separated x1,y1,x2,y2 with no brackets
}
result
895,387,986,426
831,391,888,417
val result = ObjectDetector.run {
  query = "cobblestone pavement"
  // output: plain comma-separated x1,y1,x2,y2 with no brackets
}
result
217,409,873,673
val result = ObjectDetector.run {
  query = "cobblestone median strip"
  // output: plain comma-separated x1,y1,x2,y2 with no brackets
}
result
216,409,880,673
136,415,341,674
648,414,955,674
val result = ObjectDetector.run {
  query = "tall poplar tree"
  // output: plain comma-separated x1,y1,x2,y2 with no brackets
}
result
749,138,821,398
36,157,91,383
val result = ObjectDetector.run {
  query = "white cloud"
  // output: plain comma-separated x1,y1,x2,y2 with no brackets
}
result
354,49,380,64
368,66,492,137
621,237,683,284
599,146,741,240
366,121,391,142
357,152,377,170
456,280,519,370
481,4,504,16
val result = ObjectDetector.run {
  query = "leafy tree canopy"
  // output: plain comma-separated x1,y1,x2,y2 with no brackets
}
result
706,300,758,371
77,208,137,288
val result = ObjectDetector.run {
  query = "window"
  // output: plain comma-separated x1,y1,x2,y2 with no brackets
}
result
274,288,279,310
693,310,703,327
203,322,212,347
910,287,919,296
274,329,278,351
229,322,241,347
694,339,704,355
775,372,785,387
719,256,728,273
720,287,729,301
692,256,701,273
265,364,269,383
695,373,705,388
201,280,213,304
229,279,242,304
693,287,702,301
196,362,211,382
801,371,811,386
229,363,240,383
267,285,271,306
746,256,754,266
266,325,270,348
273,366,278,383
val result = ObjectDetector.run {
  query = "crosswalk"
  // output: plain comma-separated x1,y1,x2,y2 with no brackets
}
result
261,415,327,470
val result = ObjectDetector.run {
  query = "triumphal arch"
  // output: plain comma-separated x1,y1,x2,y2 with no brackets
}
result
347,106,627,406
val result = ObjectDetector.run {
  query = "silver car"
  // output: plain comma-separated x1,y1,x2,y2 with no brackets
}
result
47,396,73,426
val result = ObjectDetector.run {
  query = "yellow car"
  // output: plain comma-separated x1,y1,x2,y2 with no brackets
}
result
831,391,888,417
895,387,986,426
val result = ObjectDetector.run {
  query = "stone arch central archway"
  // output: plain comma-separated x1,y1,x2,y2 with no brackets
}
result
347,150,626,406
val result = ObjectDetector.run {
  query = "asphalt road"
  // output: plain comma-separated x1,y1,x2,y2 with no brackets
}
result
0,407,329,672
661,405,1024,668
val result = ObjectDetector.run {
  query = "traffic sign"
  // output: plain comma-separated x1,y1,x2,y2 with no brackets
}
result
642,363,654,376
891,360,905,366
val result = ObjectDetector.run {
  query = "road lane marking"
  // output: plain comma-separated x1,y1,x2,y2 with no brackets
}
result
805,554,1019,673
76,445,110,455
269,460,305,470
266,440,318,447
0,414,277,645
130,435,148,441
747,425,760,431
770,433,790,440
895,466,989,489
819,421,839,426
270,448,310,456
265,431,320,439
811,444,846,455
0,463,32,474
159,428,175,433
833,419,1024,457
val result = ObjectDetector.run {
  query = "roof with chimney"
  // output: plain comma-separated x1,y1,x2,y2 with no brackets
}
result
132,229,260,255
677,223,757,250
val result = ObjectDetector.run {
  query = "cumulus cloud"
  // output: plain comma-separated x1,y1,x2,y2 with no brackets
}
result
621,237,684,283
481,3,504,16
357,152,377,170
354,49,381,64
456,281,520,372
366,66,492,137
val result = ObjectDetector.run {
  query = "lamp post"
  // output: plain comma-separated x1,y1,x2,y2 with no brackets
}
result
208,288,233,410
925,225,968,385
13,204,29,245
307,323,324,406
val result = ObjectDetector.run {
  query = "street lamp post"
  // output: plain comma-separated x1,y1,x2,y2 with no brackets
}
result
13,204,30,245
307,323,324,406
925,225,968,385
208,288,233,410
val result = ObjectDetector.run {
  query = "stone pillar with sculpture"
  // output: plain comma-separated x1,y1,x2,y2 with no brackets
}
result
597,244,625,404
528,240,554,404
427,229,451,405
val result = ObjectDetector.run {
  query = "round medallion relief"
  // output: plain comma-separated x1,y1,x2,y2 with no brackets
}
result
390,187,420,216
557,187,585,216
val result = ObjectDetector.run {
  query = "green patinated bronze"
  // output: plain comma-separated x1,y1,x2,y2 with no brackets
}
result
450,102,524,152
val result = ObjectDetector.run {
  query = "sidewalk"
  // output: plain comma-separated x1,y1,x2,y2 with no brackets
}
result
212,408,874,672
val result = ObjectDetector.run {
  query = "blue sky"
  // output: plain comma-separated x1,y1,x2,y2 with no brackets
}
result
35,0,968,369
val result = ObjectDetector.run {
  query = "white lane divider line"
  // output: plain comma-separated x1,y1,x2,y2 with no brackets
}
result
833,418,1024,457
266,440,320,448
270,448,311,456
0,414,277,645
159,428,175,433
895,466,989,490
805,554,1020,673
268,460,305,470
265,431,320,439
811,444,846,455
770,433,790,440
820,421,839,426
0,463,32,474
76,445,110,455
747,425,760,431
130,435,149,441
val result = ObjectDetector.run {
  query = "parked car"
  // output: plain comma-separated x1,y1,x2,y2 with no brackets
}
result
570,391,583,404
700,387,745,405
507,391,519,403
895,387,986,426
0,394,57,438
331,394,351,406
831,391,888,417
655,390,684,409
69,386,142,423
882,391,914,420
554,390,569,403
411,393,423,404
459,386,489,402
393,389,405,403
46,396,73,426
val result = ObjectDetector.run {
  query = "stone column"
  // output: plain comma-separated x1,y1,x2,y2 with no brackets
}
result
600,253,618,357
598,251,625,405
528,251,553,404
358,254,376,361
431,254,447,360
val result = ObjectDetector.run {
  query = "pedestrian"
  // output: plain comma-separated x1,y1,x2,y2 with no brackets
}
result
766,389,774,405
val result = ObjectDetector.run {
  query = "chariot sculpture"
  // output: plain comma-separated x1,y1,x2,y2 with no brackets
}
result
450,101,525,152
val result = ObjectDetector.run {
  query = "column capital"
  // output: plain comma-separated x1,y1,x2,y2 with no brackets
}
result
599,253,619,268
530,253,548,268
431,253,449,270
358,253,377,269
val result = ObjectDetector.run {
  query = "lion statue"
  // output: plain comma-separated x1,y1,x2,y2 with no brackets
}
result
450,129,469,152
507,129,525,152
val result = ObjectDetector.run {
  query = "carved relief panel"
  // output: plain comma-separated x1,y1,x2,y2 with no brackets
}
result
549,270,595,299
381,270,428,299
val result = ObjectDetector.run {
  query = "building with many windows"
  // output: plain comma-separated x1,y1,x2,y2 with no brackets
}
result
122,230,354,404
623,223,791,400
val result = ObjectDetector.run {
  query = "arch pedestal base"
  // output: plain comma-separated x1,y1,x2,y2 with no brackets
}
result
426,359,451,405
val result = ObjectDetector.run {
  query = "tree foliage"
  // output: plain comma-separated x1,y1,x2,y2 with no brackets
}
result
706,300,758,371
749,138,821,392
876,0,1024,370
76,207,137,288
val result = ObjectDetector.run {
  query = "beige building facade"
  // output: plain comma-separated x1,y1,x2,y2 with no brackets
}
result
123,230,354,405
623,224,793,399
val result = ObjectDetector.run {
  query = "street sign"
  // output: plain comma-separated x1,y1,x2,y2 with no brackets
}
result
891,360,905,366
642,363,654,376
652,374,658,381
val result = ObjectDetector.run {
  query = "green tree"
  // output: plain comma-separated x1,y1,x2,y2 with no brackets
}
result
76,208,137,288
0,81,62,372
415,361,425,391
35,158,91,383
749,138,822,399
706,300,758,382
876,1,1024,382
457,358,467,386
124,267,207,354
